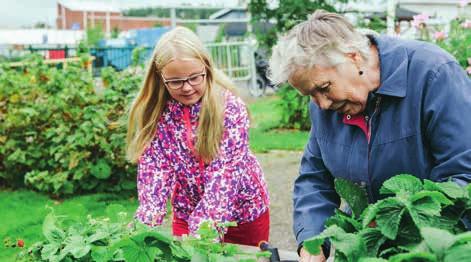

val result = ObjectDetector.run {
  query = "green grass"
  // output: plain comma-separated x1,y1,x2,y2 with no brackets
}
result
0,189,138,261
248,96,309,152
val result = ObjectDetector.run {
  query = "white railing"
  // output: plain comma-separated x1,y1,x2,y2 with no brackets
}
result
204,41,257,90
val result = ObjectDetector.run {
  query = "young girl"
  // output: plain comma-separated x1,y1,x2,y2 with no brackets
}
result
126,27,270,246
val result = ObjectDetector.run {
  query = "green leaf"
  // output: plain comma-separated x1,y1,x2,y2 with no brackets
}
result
90,159,111,179
41,243,60,260
407,201,454,229
378,246,410,258
170,241,191,260
394,217,422,248
411,190,453,207
61,235,91,258
91,246,114,262
135,231,174,260
454,231,471,245
304,226,345,255
331,231,367,262
196,221,219,241
304,225,367,261
42,212,66,244
420,227,455,257
359,258,388,262
361,203,379,228
379,174,422,196
112,237,159,262
410,193,443,217
375,198,405,239
87,229,110,243
325,209,362,233
444,243,471,262
423,180,466,199
359,228,387,257
389,252,438,262
335,178,368,218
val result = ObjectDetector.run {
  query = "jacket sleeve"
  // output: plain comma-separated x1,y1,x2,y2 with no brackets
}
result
424,62,471,185
293,103,341,253
135,136,175,226
187,99,263,234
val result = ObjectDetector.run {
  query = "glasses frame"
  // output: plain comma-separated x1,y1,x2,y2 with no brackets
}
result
161,70,206,90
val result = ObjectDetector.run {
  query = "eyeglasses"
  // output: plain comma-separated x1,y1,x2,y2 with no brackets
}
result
161,71,206,90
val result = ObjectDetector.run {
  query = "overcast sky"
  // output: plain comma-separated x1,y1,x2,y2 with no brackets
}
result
0,0,242,29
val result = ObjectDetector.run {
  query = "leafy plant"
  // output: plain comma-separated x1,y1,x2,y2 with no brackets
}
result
435,18,471,72
0,55,139,195
14,205,270,262
304,175,471,261
275,84,311,130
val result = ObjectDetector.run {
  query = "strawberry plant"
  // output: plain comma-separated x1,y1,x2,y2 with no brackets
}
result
304,175,471,261
14,204,270,262
0,55,140,195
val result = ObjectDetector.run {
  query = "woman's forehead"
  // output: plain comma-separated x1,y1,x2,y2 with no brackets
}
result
290,66,329,86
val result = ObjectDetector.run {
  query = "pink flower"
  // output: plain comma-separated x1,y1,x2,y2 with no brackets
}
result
459,0,469,8
433,31,447,41
467,66,471,75
412,13,429,28
462,20,471,29
467,58,471,65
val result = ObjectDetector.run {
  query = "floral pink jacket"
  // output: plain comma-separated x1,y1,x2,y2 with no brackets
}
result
135,91,270,233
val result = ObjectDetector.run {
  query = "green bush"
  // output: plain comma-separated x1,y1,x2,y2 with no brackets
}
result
276,84,311,130
0,55,139,196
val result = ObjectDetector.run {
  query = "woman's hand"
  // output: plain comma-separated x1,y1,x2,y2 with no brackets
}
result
299,247,326,262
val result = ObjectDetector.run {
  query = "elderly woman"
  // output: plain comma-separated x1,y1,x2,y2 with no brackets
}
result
269,10,471,261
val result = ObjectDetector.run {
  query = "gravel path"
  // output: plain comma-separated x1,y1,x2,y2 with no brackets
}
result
255,150,304,252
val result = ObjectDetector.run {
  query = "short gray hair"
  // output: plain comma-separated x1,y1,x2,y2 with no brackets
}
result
269,10,371,85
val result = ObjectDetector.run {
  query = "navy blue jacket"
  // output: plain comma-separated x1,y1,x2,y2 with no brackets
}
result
293,35,471,250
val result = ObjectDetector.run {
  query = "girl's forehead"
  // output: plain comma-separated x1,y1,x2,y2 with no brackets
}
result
162,58,205,76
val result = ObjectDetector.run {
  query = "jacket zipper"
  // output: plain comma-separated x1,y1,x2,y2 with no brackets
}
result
183,107,205,195
366,96,382,201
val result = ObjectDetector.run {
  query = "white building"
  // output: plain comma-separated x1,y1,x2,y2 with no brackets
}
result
0,29,84,46
398,0,471,20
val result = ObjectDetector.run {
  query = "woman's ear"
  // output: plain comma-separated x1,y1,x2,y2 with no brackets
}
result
346,52,362,63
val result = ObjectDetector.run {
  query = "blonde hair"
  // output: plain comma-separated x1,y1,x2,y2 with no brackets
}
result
269,9,371,85
126,27,236,163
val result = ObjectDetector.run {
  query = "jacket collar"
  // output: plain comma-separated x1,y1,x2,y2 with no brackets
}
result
372,35,408,98
166,98,201,123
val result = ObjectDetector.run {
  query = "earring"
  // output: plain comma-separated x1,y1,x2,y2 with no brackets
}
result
359,70,364,75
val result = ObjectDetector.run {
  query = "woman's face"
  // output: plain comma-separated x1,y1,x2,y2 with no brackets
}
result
288,55,371,116
161,58,207,106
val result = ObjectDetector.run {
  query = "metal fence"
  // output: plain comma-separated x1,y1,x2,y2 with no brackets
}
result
21,42,256,86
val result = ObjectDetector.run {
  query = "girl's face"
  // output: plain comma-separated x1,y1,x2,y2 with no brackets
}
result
161,58,207,106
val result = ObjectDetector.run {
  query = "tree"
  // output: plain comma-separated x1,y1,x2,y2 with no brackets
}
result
249,0,340,50
248,0,342,130
85,24,105,47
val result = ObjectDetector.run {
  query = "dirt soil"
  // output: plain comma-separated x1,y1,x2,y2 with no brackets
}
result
255,150,304,252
